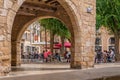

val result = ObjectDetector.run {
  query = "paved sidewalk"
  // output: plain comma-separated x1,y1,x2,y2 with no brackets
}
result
0,63,120,80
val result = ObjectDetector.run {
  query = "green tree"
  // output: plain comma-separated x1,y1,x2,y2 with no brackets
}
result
96,0,120,60
56,21,71,54
40,18,71,54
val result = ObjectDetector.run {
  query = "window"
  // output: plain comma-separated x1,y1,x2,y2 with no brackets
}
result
95,37,101,45
26,46,31,53
109,37,115,44
95,46,102,51
109,46,115,51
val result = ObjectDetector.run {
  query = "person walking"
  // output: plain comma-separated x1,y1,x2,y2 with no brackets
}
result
96,49,103,63
55,52,61,62
103,50,107,63
66,51,71,63
110,49,115,63
44,50,48,62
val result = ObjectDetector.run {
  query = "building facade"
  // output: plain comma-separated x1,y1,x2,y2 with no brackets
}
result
0,0,96,75
21,21,51,55
95,27,115,52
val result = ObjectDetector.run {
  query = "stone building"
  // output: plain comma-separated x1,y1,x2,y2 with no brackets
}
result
21,21,51,55
21,21,41,56
0,0,96,75
21,20,70,56
22,25,116,58
95,27,115,52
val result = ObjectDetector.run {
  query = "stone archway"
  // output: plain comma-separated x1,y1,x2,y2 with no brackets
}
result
11,15,73,66
0,0,96,75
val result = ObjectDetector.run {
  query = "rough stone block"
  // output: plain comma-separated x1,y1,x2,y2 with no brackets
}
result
4,0,13,9
0,0,3,7
87,61,94,67
83,57,89,62
81,61,87,66
0,8,8,16
0,16,6,23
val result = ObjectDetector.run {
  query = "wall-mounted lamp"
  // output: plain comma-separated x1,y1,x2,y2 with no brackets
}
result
87,7,92,13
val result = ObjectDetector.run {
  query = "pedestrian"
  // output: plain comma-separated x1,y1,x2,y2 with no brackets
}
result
107,51,111,62
40,51,45,62
103,50,107,63
47,50,52,62
110,49,115,63
44,50,48,62
55,52,61,62
66,51,71,63
96,49,102,63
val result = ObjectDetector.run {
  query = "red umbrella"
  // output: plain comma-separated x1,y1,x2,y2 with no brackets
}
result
55,43,62,47
53,46,61,49
55,42,71,48
64,42,71,48
44,46,60,49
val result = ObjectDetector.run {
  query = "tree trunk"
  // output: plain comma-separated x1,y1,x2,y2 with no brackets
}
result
45,27,47,51
114,33,120,61
60,36,65,54
50,31,54,54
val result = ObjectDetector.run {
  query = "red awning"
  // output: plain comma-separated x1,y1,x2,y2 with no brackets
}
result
55,43,62,47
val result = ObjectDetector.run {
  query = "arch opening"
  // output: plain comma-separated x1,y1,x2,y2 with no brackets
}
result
11,0,78,68
18,18,72,65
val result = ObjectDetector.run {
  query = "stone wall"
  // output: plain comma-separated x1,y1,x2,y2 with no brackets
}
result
70,0,96,68
0,0,14,76
97,27,115,51
0,0,96,75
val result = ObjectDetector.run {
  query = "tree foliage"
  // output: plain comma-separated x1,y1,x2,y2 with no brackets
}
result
40,18,71,39
96,0,120,32
96,0,120,60
39,18,71,53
